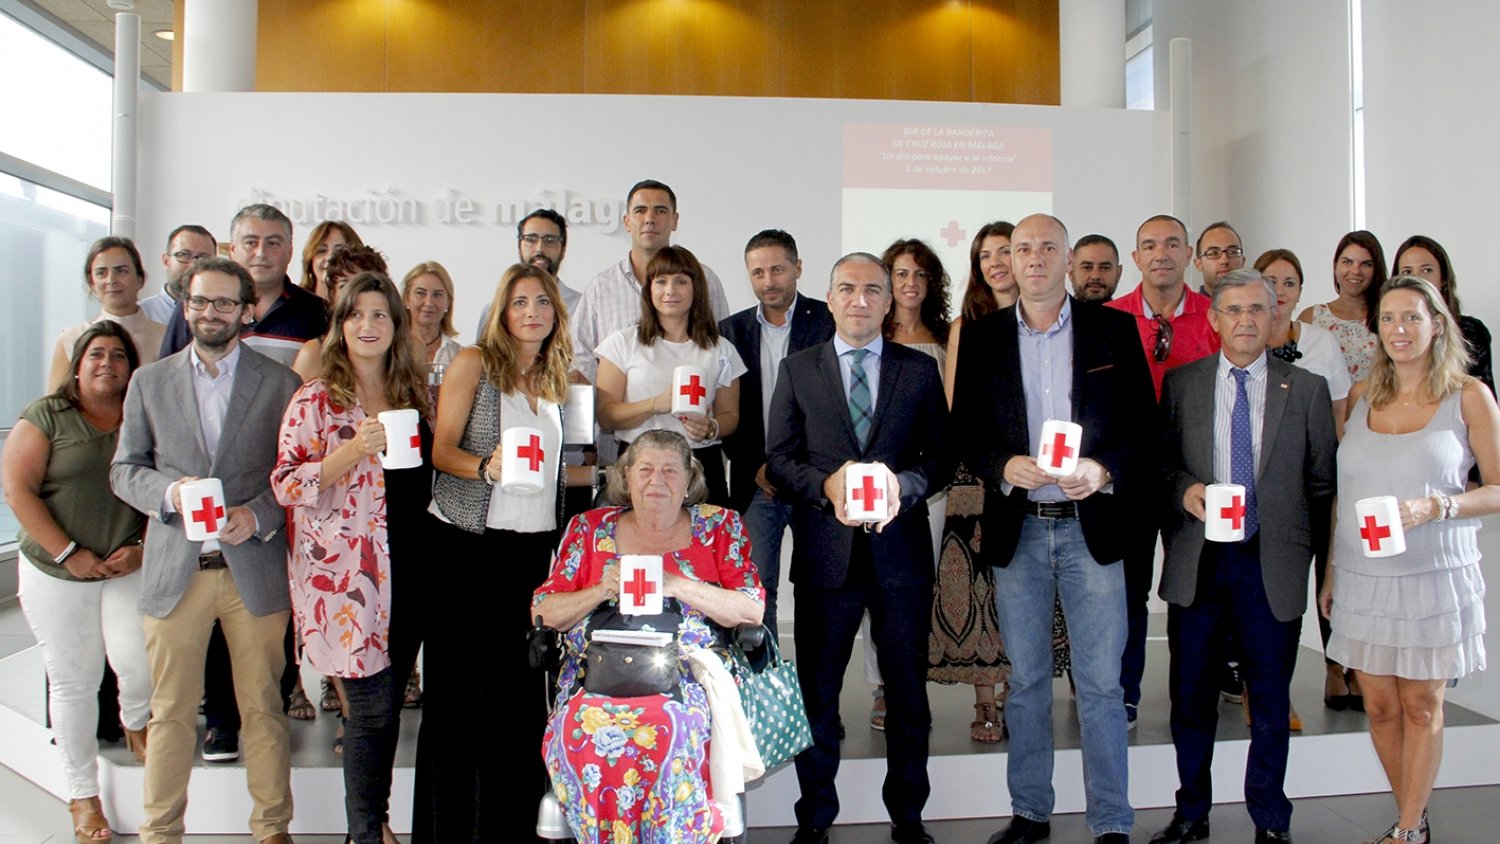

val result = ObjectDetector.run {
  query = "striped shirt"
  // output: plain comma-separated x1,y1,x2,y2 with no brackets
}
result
1212,351,1268,484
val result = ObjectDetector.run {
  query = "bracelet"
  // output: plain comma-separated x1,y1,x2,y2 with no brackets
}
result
53,541,78,565
1443,494,1460,521
477,455,495,486
708,417,721,440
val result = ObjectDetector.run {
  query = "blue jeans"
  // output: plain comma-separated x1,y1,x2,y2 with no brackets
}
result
993,515,1133,836
741,490,792,640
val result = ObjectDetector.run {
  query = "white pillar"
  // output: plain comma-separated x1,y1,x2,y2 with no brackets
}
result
182,0,257,92
1058,0,1126,108
1169,37,1193,227
111,12,139,239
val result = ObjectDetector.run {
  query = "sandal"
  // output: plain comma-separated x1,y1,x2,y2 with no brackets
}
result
287,681,316,721
320,676,342,712
403,667,423,709
333,716,345,756
870,687,886,731
69,796,113,842
971,702,1004,743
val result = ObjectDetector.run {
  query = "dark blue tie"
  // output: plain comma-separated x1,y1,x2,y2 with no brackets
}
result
1230,367,1259,540
847,349,872,449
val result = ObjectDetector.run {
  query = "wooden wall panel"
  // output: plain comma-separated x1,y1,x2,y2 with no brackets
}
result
582,0,780,96
250,0,1060,105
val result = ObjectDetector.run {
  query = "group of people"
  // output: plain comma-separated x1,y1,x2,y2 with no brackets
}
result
0,177,1487,844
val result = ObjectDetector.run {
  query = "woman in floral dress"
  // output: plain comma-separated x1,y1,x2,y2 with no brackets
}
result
534,430,764,843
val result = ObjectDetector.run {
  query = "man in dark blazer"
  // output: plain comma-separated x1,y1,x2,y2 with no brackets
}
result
953,214,1154,844
720,229,834,638
767,252,947,844
1150,268,1336,844
112,257,302,844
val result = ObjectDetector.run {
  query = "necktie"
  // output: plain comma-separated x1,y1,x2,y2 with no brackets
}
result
1230,367,1259,540
847,348,872,449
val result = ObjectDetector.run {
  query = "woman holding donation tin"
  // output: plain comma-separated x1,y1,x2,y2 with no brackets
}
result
1321,276,1495,844
272,272,434,844
596,245,745,507
416,263,577,842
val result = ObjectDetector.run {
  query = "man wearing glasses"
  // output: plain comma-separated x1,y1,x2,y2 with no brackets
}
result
473,208,581,337
1195,221,1247,297
1105,214,1221,731
159,205,327,367
112,257,303,844
141,225,217,325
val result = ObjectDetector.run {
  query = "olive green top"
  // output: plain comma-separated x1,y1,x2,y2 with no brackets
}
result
16,395,145,581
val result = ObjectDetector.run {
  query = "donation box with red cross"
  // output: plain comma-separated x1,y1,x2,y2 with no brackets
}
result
618,554,665,616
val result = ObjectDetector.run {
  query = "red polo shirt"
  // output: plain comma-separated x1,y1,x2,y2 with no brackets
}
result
1105,284,1220,399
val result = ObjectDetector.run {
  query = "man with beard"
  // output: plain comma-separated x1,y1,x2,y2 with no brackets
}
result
1069,234,1124,304
112,257,302,844
1194,221,1247,297
474,208,582,336
140,225,217,324
160,205,326,366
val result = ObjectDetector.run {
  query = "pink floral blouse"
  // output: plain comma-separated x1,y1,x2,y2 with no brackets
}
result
272,380,394,679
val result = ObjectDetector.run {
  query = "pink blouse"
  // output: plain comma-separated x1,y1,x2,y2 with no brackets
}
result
272,380,393,679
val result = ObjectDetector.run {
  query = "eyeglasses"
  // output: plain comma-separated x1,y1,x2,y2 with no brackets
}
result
1152,314,1174,363
519,234,563,247
1213,304,1271,319
186,296,245,313
170,250,215,264
1198,246,1245,260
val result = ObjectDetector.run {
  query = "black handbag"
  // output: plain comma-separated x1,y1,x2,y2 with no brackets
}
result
581,603,684,697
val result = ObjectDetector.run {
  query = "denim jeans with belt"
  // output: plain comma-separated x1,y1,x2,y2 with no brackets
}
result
993,514,1133,837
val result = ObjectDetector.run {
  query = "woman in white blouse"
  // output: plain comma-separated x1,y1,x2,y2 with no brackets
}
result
595,245,745,506
47,237,164,391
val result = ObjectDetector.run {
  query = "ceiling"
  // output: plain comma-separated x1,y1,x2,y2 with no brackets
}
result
29,0,174,88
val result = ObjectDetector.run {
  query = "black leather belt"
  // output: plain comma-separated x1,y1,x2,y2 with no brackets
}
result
1026,501,1078,519
198,551,227,570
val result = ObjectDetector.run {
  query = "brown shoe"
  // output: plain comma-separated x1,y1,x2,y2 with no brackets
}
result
69,797,113,842
259,834,294,844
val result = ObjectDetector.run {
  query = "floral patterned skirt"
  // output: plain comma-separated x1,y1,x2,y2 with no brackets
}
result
544,686,722,843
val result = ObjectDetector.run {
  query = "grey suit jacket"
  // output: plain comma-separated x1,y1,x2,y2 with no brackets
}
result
1158,354,1337,622
111,344,303,618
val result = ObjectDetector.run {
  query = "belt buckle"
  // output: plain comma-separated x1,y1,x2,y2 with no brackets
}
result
1035,501,1072,519
198,551,226,570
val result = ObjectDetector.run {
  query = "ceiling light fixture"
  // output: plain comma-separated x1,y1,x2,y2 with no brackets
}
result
153,29,175,41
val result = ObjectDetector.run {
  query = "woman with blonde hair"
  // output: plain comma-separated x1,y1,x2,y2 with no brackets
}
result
400,261,462,383
273,271,433,844
1321,276,1494,844
416,263,582,842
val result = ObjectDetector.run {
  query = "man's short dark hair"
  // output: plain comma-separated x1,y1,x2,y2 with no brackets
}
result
518,208,567,245
744,229,799,262
166,224,216,250
626,179,677,211
1073,234,1119,262
1136,214,1188,243
1195,220,1241,254
188,255,257,307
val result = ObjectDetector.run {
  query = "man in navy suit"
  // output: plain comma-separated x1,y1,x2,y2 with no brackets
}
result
720,229,835,638
768,252,947,844
953,214,1154,844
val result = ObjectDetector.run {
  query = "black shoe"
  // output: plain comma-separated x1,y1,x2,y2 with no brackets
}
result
789,827,829,844
1256,830,1293,844
201,727,239,762
891,822,936,843
1096,835,1131,844
987,817,1051,844
1221,662,1244,703
1150,813,1210,844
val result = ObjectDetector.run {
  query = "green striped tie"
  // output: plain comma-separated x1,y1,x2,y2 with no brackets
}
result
848,348,872,448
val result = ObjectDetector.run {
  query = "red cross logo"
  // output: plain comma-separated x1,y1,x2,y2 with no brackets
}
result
517,434,545,472
1219,495,1245,530
1044,432,1075,469
939,220,967,248
623,567,657,607
191,496,225,533
679,374,707,406
1360,514,1392,551
850,473,884,512
408,434,421,450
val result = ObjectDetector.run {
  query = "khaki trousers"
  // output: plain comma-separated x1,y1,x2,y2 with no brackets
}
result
140,568,293,844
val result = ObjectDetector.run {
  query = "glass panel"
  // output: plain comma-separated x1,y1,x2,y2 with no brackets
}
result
0,12,113,192
1126,44,1154,111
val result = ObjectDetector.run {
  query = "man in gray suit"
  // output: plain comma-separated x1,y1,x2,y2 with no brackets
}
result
1151,268,1337,844
111,256,302,844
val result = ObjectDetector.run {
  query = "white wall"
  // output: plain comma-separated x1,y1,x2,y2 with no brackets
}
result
1363,0,1500,331
134,93,1165,341
1151,0,1353,298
